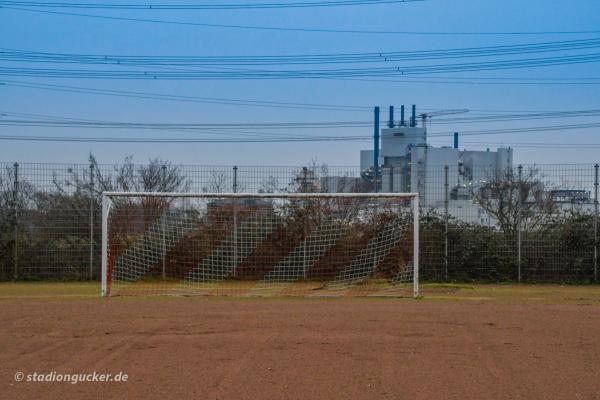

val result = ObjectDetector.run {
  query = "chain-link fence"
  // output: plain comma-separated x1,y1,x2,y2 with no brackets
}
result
0,161,598,282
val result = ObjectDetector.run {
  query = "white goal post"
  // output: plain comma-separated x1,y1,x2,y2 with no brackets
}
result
101,192,419,297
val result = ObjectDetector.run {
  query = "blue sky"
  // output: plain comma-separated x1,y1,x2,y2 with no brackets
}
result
1,0,600,165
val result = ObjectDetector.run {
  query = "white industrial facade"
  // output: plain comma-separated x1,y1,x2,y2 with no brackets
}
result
356,125,514,223
362,126,512,194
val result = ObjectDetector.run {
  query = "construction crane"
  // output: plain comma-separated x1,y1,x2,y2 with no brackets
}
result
420,109,469,129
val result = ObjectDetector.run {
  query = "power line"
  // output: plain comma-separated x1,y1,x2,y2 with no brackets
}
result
428,140,600,149
2,114,600,143
0,80,372,112
4,39,600,65
429,122,600,137
4,5,600,36
1,110,353,139
0,113,374,129
7,80,600,115
343,75,600,84
0,134,372,143
0,110,373,139
3,53,600,79
433,109,600,124
324,76,600,86
0,0,423,10
0,119,373,129
7,106,600,129
5,110,600,133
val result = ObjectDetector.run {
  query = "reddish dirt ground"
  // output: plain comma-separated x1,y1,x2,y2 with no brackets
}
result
2,298,600,400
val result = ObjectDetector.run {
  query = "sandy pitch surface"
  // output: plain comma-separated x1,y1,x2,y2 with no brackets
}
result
2,290,599,400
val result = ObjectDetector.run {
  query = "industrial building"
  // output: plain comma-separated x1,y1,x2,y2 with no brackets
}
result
319,105,514,223
317,105,592,222
360,105,512,202
360,106,512,221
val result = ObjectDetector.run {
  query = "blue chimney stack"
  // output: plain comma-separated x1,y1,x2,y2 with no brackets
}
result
400,105,405,126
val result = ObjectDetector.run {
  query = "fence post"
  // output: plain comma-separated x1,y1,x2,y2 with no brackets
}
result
304,216,308,280
233,166,238,194
373,106,380,193
101,193,109,296
232,166,239,277
89,163,95,280
594,164,599,282
12,162,19,280
517,164,523,282
413,194,420,297
161,165,167,279
444,165,449,281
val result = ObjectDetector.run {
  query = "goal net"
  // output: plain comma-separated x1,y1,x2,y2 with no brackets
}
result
101,192,419,297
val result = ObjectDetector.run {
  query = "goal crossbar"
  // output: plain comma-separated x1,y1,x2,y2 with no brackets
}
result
102,192,419,199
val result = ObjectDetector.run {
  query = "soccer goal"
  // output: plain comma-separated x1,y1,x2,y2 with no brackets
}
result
101,192,419,297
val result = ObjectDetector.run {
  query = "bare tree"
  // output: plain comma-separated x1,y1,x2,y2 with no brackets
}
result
260,175,286,193
0,165,16,211
44,154,193,241
91,154,190,194
472,166,557,239
52,154,190,198
202,170,230,193
292,165,319,193
0,165,37,279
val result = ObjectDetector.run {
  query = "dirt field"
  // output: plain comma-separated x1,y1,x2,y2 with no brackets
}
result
1,283,600,400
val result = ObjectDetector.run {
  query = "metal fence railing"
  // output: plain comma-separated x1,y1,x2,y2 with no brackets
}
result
0,161,598,282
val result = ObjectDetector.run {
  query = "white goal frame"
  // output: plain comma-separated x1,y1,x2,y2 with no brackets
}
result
101,192,419,297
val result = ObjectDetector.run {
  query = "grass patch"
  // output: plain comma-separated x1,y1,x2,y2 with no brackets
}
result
0,281,98,298
0,281,598,304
